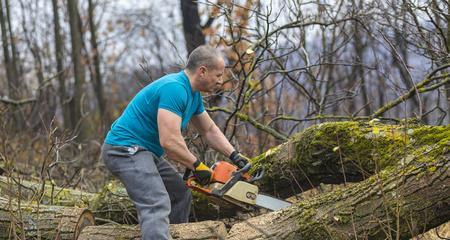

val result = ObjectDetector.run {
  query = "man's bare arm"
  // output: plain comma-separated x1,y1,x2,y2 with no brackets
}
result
157,109,197,169
190,111,235,158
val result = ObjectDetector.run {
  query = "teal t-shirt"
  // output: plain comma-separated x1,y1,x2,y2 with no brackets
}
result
105,70,205,157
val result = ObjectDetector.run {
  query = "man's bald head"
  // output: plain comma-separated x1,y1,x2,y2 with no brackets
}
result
185,45,224,72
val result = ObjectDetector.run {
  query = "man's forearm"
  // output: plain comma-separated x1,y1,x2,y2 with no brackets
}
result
161,136,197,170
203,124,235,159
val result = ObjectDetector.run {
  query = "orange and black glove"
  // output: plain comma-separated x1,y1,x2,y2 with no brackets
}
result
229,150,249,169
193,159,212,186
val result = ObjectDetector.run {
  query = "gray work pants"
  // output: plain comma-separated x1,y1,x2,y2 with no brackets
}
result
101,143,192,240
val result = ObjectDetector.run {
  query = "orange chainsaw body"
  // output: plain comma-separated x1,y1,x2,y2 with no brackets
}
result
186,161,251,195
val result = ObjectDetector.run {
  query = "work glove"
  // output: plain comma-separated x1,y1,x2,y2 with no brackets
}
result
193,159,212,186
229,150,249,169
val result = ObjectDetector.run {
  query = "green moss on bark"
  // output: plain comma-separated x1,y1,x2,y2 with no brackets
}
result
251,121,449,196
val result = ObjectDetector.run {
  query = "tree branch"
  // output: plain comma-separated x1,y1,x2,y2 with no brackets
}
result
207,107,288,141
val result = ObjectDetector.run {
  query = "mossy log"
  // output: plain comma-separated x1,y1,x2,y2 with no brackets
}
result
0,176,225,224
227,142,449,239
0,176,94,207
90,180,238,224
92,122,449,223
252,121,449,197
77,220,227,239
0,197,95,239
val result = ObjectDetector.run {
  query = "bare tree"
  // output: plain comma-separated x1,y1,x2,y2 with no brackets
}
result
180,0,206,54
67,0,87,139
52,0,71,129
88,0,108,131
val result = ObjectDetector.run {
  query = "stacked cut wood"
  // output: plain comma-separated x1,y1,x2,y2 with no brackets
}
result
0,197,94,239
0,121,448,239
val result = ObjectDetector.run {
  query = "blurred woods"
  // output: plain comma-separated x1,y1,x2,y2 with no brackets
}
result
0,0,448,191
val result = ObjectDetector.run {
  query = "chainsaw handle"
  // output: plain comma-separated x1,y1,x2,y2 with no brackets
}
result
249,168,264,182
238,162,252,173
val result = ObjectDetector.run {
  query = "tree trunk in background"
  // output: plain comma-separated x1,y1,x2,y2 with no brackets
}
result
352,0,370,116
67,0,87,139
18,0,56,130
0,0,24,130
0,0,14,97
227,149,449,240
88,0,108,132
393,1,420,117
52,0,70,129
5,0,19,85
180,0,205,55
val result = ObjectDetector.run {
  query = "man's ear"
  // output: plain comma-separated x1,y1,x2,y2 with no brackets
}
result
198,66,207,75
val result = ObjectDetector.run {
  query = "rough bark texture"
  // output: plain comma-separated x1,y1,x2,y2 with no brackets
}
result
78,220,227,239
90,180,238,224
0,176,94,207
91,122,449,223
227,141,449,239
252,121,449,197
0,176,228,224
0,197,95,239
180,0,205,54
67,0,86,136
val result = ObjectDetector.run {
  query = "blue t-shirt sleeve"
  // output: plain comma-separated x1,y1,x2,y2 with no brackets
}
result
158,83,187,117
194,94,205,115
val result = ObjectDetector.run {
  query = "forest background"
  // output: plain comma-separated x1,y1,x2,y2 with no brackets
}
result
0,0,448,196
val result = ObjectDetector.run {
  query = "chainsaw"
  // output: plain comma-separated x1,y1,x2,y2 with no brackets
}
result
183,161,291,211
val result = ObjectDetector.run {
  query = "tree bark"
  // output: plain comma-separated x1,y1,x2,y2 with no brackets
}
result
77,220,227,239
0,0,16,99
87,0,108,131
0,0,24,130
227,146,449,239
52,0,70,129
180,0,205,54
67,0,86,138
0,176,95,207
444,0,450,125
4,0,19,86
0,197,95,240
252,121,449,197
0,176,226,224
90,180,237,224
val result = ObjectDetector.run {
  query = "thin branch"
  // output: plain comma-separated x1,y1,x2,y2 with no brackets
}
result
372,64,450,118
207,107,288,141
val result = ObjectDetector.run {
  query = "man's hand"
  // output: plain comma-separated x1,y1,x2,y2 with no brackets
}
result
193,159,212,185
229,150,249,169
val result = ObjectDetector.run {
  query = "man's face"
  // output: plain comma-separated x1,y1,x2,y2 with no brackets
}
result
198,58,225,92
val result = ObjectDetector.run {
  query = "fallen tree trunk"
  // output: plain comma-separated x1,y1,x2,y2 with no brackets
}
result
91,122,449,223
0,176,94,207
0,176,227,224
227,142,450,239
252,121,449,197
0,197,95,239
90,180,238,224
77,220,227,239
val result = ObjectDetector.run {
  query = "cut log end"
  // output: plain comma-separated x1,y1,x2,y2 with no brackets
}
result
74,209,96,239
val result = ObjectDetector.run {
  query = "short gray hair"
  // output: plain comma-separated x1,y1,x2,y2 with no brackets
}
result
185,45,223,72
